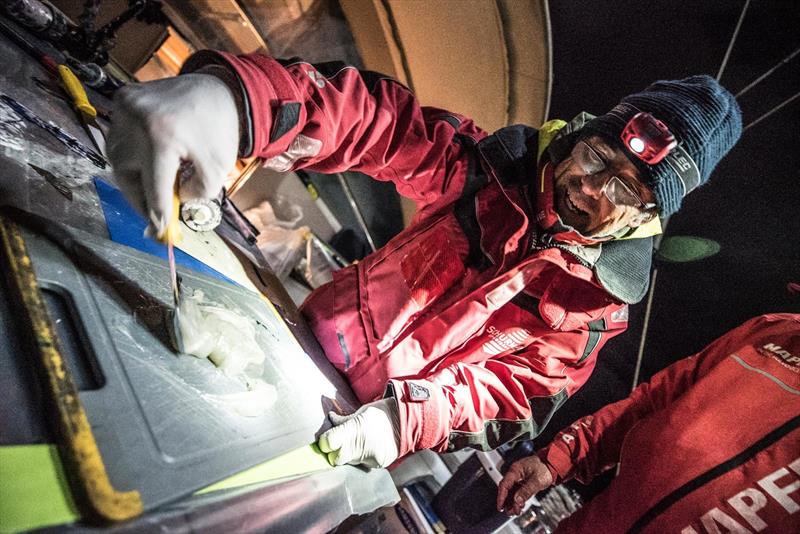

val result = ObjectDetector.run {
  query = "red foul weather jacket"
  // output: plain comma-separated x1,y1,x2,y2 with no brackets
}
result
538,313,800,534
183,52,656,457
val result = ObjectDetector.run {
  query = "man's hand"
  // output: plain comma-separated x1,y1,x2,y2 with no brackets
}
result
496,455,555,515
317,398,401,469
107,73,239,236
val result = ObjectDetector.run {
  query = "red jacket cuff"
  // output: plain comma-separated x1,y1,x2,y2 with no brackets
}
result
182,51,303,159
385,379,450,457
537,440,574,484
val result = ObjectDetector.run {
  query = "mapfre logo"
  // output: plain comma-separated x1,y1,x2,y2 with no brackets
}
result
483,326,531,356
760,342,800,370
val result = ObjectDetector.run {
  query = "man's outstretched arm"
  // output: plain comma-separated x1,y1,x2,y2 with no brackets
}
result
496,313,798,514
108,51,487,235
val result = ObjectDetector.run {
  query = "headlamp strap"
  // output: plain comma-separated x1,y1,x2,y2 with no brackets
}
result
608,103,701,197
663,144,701,196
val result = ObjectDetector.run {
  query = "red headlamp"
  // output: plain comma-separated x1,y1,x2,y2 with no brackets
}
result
620,112,677,164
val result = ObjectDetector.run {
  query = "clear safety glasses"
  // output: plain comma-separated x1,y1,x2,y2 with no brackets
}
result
572,141,656,210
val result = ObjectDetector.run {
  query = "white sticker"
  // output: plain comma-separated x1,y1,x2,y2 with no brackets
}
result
610,305,629,323
263,134,323,172
306,69,326,89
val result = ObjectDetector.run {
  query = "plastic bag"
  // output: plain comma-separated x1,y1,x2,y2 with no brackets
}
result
245,199,309,280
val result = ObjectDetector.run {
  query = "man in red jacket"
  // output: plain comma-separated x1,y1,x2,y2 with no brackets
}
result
497,314,800,533
107,52,741,469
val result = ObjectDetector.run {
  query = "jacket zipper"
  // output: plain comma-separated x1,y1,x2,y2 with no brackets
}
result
530,233,592,268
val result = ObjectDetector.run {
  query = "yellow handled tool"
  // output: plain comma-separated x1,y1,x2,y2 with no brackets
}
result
57,65,97,118
57,64,106,156
158,193,183,245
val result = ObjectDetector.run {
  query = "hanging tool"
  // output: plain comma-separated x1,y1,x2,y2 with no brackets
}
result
28,163,73,200
63,0,167,66
0,94,107,168
57,63,106,156
2,0,166,67
161,190,185,353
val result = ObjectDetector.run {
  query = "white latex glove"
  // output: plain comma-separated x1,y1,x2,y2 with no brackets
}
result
107,73,240,236
317,398,401,469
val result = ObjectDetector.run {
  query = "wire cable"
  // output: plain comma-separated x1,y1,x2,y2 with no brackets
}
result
744,91,800,132
617,267,659,477
630,268,658,392
736,46,800,97
716,0,751,81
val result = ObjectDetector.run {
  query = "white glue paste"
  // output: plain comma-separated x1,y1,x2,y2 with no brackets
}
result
177,288,277,416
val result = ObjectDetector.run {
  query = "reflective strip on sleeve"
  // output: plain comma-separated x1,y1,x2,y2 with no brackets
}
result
446,389,568,452
578,318,608,364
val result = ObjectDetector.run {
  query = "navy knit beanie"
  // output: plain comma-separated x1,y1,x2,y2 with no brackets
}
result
582,75,742,217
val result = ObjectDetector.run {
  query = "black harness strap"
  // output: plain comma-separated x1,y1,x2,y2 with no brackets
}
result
453,134,492,270
446,388,568,452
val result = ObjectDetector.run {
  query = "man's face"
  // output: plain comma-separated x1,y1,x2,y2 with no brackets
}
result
552,135,657,237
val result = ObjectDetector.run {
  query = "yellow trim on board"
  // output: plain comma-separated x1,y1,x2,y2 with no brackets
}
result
0,218,143,522
0,445,80,533
195,444,331,494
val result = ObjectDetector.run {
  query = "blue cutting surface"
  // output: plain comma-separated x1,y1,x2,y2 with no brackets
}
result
94,178,236,285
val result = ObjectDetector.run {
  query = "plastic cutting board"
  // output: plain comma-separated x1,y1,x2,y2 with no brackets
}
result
20,223,339,513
